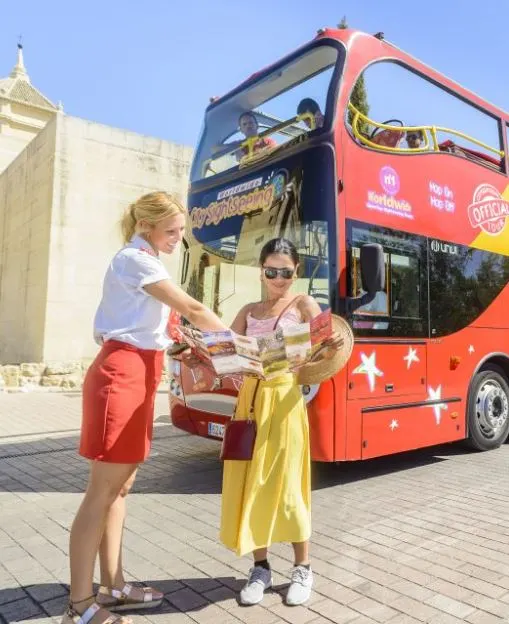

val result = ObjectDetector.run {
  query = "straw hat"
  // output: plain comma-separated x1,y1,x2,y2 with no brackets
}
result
297,315,354,386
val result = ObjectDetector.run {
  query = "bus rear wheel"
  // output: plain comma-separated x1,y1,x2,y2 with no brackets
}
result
467,364,509,451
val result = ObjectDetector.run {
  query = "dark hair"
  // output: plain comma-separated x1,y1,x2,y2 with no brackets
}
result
297,98,321,116
406,129,424,140
239,111,257,125
259,238,299,266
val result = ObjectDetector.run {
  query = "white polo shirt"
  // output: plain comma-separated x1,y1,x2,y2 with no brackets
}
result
93,235,173,350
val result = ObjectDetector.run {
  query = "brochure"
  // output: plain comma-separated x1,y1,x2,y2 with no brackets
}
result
177,309,332,380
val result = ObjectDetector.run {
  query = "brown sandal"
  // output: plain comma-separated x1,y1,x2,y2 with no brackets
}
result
96,583,164,611
61,596,132,624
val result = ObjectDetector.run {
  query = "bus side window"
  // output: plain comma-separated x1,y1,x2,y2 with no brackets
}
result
506,124,509,172
429,242,509,337
349,62,502,170
351,246,389,330
390,253,420,319
348,223,428,338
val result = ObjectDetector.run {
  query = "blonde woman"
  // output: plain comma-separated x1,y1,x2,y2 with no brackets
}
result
62,192,226,624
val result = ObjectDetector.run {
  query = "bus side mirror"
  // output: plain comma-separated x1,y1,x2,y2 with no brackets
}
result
360,243,385,294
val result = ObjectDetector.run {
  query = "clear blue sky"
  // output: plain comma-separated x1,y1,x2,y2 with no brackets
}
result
1,0,507,148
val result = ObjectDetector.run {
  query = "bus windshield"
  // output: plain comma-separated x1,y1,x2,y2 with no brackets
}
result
182,221,330,327
191,43,340,182
183,145,338,325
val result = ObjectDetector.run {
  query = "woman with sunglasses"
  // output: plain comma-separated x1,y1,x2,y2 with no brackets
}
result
220,237,342,607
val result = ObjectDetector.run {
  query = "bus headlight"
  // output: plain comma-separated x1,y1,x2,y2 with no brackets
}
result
301,384,320,403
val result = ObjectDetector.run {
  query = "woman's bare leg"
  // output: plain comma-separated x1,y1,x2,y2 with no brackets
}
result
292,540,310,566
98,470,138,589
253,547,268,563
68,461,138,612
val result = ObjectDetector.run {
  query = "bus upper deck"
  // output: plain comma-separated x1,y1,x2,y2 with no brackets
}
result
191,28,508,185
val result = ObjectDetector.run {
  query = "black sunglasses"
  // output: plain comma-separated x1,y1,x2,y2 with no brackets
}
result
263,267,295,280
407,133,421,140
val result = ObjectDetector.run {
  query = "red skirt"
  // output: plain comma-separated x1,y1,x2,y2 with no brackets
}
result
80,340,164,463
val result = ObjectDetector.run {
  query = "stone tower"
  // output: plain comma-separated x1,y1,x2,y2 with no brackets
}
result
0,44,59,174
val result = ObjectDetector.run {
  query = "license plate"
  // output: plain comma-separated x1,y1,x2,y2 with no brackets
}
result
208,422,225,439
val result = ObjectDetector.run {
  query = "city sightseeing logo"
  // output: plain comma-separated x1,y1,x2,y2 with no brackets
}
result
366,166,413,220
468,184,509,236
190,172,286,229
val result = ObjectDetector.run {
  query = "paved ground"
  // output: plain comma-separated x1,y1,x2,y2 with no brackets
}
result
1,392,509,623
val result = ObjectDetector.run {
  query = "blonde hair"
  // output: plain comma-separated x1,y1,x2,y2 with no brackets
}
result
120,191,186,244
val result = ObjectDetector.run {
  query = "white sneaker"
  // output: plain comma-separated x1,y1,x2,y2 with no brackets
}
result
286,565,313,606
239,565,272,605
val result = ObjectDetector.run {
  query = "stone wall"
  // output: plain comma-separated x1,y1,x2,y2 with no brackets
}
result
42,115,192,363
0,112,193,366
0,118,56,363
0,358,170,393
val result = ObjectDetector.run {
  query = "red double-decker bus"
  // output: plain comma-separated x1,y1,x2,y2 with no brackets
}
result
168,27,509,461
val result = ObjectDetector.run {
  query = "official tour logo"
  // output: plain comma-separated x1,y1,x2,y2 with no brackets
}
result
468,184,509,236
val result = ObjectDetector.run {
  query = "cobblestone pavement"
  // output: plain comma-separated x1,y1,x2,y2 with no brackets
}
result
1,392,509,623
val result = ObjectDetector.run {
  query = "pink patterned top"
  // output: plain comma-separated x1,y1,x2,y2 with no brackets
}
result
246,307,301,337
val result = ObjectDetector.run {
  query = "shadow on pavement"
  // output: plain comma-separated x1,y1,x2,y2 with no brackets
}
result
311,444,456,489
0,418,472,496
0,577,294,621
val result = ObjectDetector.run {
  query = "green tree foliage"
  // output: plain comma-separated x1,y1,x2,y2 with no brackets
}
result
429,246,509,335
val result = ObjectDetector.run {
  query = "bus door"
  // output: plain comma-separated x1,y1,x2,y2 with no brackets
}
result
344,221,431,459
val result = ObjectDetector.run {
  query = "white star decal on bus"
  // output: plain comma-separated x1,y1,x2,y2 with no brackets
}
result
427,385,447,425
468,345,475,355
389,419,399,431
403,347,419,369
352,352,384,392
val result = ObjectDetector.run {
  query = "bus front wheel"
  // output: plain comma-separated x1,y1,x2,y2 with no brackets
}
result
467,364,509,451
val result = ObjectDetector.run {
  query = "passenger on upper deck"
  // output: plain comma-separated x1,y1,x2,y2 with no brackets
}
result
211,112,277,162
438,140,467,158
236,112,277,160
405,129,425,149
296,98,324,130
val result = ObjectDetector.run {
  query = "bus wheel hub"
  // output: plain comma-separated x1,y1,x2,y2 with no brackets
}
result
476,380,508,435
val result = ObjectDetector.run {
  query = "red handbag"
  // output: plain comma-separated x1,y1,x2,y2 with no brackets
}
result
220,296,308,461
220,380,259,461
219,298,304,461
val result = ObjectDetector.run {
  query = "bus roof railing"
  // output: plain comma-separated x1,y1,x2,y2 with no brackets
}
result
348,102,505,160
240,112,315,158
255,110,304,138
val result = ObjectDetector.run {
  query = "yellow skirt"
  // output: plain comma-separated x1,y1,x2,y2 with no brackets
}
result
220,373,311,557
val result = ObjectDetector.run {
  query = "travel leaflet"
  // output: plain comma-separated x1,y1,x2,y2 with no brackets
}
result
176,308,332,380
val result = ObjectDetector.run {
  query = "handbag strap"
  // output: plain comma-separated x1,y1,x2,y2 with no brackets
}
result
273,295,303,330
232,379,260,422
247,380,260,422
